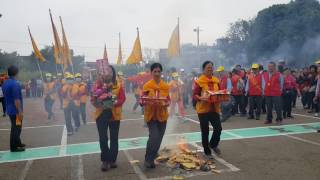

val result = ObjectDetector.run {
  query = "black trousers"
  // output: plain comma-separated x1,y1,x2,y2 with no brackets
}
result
301,91,308,108
145,120,167,163
248,96,262,118
265,96,282,122
292,90,297,107
96,109,120,163
232,95,246,115
133,95,140,111
198,112,222,155
0,97,5,115
80,103,86,124
58,94,63,109
44,96,54,120
261,97,266,113
282,90,294,117
63,102,80,133
9,115,22,151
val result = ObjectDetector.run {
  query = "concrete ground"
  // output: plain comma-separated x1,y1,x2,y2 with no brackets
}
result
0,94,319,180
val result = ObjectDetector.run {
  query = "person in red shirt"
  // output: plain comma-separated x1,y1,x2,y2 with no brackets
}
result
263,62,284,125
246,64,264,120
231,69,246,116
282,68,301,119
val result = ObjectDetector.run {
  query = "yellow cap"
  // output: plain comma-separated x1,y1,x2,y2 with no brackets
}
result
251,63,259,69
118,71,124,76
172,72,179,78
315,60,320,64
75,73,82,78
64,72,71,78
57,73,62,76
45,73,52,77
66,74,74,79
217,66,225,72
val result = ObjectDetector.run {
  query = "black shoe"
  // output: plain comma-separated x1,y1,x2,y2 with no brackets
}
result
2,114,6,117
144,161,155,169
317,130,320,133
19,143,26,148
11,147,25,152
67,131,73,136
287,115,294,119
101,162,110,172
247,116,254,120
212,147,221,155
110,162,118,169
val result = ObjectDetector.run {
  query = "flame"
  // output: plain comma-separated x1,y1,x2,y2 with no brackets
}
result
177,137,191,153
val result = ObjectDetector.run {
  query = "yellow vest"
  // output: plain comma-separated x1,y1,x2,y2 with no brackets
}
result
79,83,87,103
169,80,182,102
93,82,123,121
44,81,56,100
62,83,80,108
195,75,221,114
143,79,169,122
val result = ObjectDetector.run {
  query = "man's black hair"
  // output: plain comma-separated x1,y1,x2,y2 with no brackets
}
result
150,63,163,72
7,65,19,77
202,61,213,70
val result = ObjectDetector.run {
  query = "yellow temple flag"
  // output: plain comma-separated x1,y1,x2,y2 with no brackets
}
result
103,44,109,63
60,16,72,69
53,43,60,64
167,20,180,58
28,26,46,62
116,33,122,65
49,9,62,65
127,28,143,64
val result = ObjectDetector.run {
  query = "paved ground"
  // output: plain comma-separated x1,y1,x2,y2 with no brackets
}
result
0,94,319,180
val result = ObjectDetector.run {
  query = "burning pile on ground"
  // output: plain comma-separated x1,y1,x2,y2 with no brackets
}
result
155,138,219,173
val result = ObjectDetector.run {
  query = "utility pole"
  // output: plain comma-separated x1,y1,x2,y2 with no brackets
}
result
193,26,202,63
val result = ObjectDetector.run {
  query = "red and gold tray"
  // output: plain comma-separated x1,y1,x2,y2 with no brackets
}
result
207,90,231,103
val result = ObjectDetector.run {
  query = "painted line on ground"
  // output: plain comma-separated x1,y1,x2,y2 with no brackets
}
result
0,122,319,164
292,113,320,120
18,160,33,180
123,150,148,180
59,126,67,156
146,169,231,180
284,134,320,146
0,114,197,131
191,143,240,172
71,155,85,180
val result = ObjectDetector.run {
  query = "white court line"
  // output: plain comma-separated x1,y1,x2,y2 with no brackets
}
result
59,126,67,156
18,160,33,180
71,155,85,180
184,116,243,138
123,150,148,180
292,113,320,120
284,134,320,146
0,114,197,131
0,124,64,131
190,143,240,172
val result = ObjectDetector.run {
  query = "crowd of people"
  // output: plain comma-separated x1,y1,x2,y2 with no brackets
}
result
1,60,320,172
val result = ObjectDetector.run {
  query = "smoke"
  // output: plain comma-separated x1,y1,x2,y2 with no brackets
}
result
161,116,182,149
252,35,320,68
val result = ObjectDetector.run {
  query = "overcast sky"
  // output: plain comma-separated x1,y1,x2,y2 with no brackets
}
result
0,0,290,63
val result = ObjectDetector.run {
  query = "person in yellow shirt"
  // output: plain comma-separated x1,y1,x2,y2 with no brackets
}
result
192,61,222,157
91,65,126,172
169,72,186,118
141,63,170,169
61,73,81,136
75,73,88,125
43,73,56,120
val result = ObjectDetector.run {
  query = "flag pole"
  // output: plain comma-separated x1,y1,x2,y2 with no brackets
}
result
36,60,44,81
